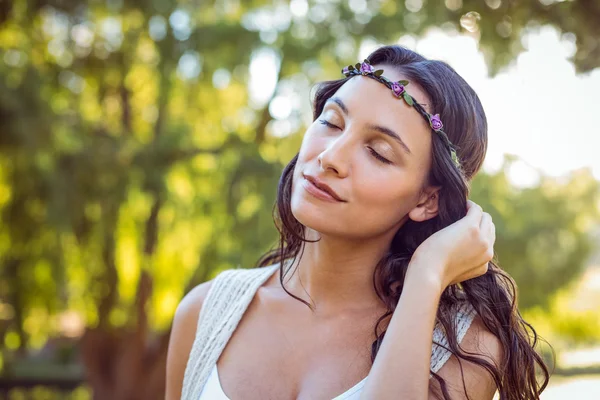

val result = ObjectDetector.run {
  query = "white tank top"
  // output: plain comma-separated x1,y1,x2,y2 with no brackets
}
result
183,263,476,400
199,363,366,400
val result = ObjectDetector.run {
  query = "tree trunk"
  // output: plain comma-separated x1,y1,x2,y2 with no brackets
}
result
80,272,170,400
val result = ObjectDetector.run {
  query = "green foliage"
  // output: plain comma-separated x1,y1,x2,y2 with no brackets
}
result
522,270,600,366
471,157,600,309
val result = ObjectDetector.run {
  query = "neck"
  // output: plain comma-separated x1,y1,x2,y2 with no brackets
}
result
283,228,395,315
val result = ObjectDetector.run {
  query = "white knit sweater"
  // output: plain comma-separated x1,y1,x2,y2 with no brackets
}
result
181,263,476,399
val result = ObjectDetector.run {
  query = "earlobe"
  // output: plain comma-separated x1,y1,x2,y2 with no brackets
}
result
408,189,440,222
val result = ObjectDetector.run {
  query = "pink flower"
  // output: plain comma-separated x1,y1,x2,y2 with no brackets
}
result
430,114,443,131
360,62,375,74
391,82,405,97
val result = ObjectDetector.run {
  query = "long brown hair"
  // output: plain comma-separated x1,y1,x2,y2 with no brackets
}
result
256,45,550,399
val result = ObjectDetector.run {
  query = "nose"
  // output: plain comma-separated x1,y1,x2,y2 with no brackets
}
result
317,134,351,178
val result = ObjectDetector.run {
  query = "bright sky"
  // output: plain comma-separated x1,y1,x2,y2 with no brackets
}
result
248,26,600,187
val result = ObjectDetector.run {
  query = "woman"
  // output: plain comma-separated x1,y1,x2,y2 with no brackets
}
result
166,45,549,399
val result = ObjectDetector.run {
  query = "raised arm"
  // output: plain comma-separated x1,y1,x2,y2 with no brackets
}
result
360,201,500,399
165,280,213,400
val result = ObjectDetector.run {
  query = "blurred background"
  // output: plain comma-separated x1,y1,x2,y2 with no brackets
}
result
0,0,599,399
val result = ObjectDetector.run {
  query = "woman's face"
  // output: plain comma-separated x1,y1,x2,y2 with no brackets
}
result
291,65,438,240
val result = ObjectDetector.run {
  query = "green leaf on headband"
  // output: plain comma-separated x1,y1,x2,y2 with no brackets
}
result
403,93,414,106
355,63,361,70
399,80,409,86
451,152,459,165
374,69,384,76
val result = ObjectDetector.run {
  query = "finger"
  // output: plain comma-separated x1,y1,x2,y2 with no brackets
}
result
480,212,495,244
473,260,490,275
478,262,489,276
479,212,491,230
466,200,476,211
450,264,488,285
450,271,472,285
466,200,482,214
466,200,483,223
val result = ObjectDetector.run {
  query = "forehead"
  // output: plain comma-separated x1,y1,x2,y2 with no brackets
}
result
328,65,433,162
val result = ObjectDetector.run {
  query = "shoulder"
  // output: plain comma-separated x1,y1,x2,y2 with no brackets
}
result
430,315,502,400
164,265,279,399
165,280,214,400
176,280,215,324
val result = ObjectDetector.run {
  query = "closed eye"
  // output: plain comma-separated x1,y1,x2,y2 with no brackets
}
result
368,147,392,164
318,119,392,164
318,119,338,129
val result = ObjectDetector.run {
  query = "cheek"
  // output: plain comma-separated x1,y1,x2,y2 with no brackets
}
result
294,130,328,184
298,127,324,161
293,135,314,180
291,132,319,200
353,173,418,220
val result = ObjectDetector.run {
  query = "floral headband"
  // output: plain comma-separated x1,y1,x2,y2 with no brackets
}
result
342,59,460,168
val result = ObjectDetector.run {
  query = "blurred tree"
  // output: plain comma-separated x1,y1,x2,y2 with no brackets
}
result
470,157,600,309
0,0,598,398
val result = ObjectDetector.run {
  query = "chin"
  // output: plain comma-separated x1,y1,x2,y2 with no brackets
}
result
293,212,331,236
289,189,340,236
292,196,402,243
291,193,328,231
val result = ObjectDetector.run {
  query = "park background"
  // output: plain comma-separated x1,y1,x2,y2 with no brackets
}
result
1,0,600,398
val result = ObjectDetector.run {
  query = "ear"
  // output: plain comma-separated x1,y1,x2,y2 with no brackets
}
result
408,186,441,222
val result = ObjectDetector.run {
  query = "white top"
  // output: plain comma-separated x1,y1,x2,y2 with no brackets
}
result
182,263,476,400
199,363,365,400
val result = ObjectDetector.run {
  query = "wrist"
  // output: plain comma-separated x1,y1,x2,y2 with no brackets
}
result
406,256,447,295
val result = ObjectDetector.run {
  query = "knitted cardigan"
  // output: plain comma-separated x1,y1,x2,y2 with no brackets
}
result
181,264,476,399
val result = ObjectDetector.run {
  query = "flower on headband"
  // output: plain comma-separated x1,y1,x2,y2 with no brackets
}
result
360,61,375,74
429,114,443,131
391,82,405,97
342,66,350,75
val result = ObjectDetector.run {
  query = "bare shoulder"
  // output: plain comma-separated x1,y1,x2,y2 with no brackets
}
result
176,280,214,324
429,315,503,400
165,280,214,400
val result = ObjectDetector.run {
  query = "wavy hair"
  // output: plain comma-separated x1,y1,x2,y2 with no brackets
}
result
255,45,550,400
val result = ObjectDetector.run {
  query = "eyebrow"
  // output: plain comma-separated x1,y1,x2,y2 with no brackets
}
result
325,97,412,155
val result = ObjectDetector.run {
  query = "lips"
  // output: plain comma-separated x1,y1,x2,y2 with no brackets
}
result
302,174,345,202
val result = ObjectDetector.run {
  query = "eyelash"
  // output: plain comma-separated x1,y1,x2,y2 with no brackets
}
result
318,119,392,164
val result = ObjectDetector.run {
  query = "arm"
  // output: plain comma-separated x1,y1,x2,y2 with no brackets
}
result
360,264,501,400
165,280,213,400
359,265,442,399
360,201,500,399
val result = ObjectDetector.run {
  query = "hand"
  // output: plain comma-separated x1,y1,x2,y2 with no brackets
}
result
407,200,495,292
